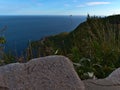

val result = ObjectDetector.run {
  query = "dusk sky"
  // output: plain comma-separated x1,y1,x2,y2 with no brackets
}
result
0,0,120,16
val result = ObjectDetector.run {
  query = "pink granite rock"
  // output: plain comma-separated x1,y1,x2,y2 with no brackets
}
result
84,68,120,90
0,55,84,90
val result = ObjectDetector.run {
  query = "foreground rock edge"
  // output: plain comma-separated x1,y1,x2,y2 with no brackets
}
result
84,68,120,90
0,55,85,90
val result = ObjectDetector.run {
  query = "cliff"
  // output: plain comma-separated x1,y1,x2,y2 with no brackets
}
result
30,14,120,79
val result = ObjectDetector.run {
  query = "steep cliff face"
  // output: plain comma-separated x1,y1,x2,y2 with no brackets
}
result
0,55,85,90
31,15,120,57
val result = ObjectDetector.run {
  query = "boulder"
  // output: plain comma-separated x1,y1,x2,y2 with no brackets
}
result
84,68,120,90
0,55,84,90
107,68,120,79
83,79,120,90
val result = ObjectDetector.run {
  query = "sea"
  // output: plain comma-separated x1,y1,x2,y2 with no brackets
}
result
0,15,86,56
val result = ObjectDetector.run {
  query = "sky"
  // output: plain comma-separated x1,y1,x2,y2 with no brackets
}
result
0,0,120,16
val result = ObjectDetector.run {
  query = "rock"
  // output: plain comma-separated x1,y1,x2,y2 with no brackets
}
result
83,79,120,90
107,68,120,79
83,68,120,90
0,86,9,90
0,55,84,90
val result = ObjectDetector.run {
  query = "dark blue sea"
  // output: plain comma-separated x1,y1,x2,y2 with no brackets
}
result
0,15,86,55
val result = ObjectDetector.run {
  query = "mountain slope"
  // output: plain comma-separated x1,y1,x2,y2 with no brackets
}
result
30,15,120,79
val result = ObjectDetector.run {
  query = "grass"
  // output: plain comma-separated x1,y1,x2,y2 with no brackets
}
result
1,15,120,80
29,15,120,79
71,16,120,79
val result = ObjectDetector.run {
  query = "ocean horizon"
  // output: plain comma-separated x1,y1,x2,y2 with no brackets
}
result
0,15,86,56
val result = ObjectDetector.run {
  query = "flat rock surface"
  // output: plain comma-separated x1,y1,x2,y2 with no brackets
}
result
0,55,84,90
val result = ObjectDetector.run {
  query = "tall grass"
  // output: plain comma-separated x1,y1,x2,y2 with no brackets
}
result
0,26,6,65
27,15,120,79
72,16,120,79
1,15,120,80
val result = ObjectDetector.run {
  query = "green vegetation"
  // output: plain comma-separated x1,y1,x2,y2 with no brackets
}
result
0,26,17,65
1,14,120,80
0,27,6,65
30,14,120,79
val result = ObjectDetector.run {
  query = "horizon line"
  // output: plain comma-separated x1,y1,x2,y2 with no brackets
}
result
0,14,118,17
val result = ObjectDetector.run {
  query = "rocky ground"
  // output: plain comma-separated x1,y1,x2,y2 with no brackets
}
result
0,55,120,90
